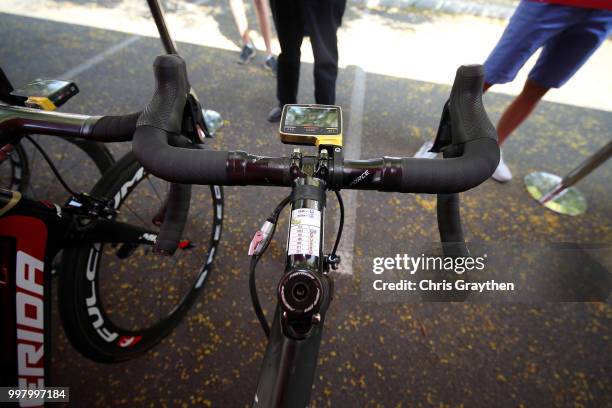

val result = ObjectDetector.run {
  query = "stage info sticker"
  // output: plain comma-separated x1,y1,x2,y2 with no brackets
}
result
361,242,612,303
288,208,321,257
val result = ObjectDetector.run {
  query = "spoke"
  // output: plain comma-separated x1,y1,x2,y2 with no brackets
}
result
28,136,40,172
172,256,180,311
147,176,164,204
162,255,179,320
179,258,184,303
0,157,12,187
60,159,101,178
44,139,69,197
26,137,41,197
158,265,163,320
122,201,151,229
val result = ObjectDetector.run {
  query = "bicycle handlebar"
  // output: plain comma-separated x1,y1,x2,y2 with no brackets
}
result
0,106,139,144
88,112,140,142
0,54,499,257
132,55,499,193
0,55,499,193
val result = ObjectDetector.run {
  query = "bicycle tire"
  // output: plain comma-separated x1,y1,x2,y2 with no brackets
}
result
0,136,114,192
0,142,29,191
59,136,115,176
59,151,223,362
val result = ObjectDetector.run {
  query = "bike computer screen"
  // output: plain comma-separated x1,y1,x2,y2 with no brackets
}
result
10,79,78,109
279,104,342,147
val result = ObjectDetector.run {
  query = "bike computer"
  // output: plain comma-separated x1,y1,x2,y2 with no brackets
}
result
10,78,79,110
279,104,342,147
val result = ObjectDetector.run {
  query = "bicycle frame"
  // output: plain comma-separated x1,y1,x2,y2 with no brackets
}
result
254,309,327,407
0,188,156,400
253,169,333,407
0,103,473,405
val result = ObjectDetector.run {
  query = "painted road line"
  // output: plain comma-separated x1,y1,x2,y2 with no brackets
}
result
335,66,366,276
58,35,141,80
57,0,209,80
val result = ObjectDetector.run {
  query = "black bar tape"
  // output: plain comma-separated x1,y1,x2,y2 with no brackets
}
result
87,112,140,142
398,65,499,194
399,138,498,193
436,193,469,258
154,134,193,255
436,144,469,258
154,182,191,255
133,126,228,184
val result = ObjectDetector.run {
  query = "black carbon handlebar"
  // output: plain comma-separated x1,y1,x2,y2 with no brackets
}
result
0,54,499,258
0,106,139,145
132,55,499,193
88,112,140,142
0,55,499,193
129,55,498,256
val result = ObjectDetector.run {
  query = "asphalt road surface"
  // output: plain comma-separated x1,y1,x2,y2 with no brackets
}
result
1,10,611,408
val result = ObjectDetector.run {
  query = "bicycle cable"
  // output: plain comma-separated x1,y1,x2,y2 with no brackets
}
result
330,190,344,260
249,195,291,337
25,135,78,197
250,190,345,337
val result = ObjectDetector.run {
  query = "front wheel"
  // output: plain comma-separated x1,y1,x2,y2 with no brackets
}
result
0,136,114,197
59,151,223,362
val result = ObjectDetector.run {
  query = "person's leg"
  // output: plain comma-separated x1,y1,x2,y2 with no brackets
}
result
253,0,277,75
490,9,612,181
267,0,303,121
482,1,576,87
415,2,568,159
231,0,257,64
528,9,612,90
415,2,581,168
302,0,346,104
496,79,549,145
499,8,612,145
274,0,302,104
229,0,251,45
252,0,273,56
489,79,548,182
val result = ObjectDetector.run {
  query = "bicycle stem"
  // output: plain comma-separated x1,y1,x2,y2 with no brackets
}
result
253,150,333,408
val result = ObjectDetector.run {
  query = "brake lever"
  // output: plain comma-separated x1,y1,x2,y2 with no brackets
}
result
431,100,452,154
182,90,211,144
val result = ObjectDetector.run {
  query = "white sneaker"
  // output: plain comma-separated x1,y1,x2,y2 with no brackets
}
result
414,141,438,159
492,151,513,182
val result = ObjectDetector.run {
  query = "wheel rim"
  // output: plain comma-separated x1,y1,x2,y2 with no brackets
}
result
1,136,110,200
90,170,222,336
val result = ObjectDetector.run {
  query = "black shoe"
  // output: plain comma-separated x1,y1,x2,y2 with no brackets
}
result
264,55,277,76
267,106,282,123
238,44,255,64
